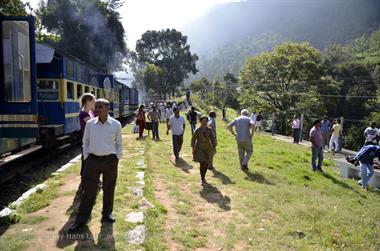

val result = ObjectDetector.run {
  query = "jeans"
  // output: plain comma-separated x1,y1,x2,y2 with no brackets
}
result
293,128,300,143
237,141,253,166
311,146,323,171
190,121,196,135
359,162,374,188
172,134,184,158
151,121,159,139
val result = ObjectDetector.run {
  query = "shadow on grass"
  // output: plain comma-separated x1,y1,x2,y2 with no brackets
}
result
170,157,193,173
211,168,236,185
56,183,115,250
322,172,367,199
199,183,231,211
243,169,274,185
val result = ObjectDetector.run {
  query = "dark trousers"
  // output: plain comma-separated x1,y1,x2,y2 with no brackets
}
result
151,121,159,139
172,134,183,158
190,122,196,135
293,128,300,143
76,154,118,222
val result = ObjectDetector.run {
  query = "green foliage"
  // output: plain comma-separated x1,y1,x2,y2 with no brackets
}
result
36,0,127,70
0,0,28,16
135,29,198,99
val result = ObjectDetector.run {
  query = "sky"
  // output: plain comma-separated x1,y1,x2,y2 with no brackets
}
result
25,0,239,49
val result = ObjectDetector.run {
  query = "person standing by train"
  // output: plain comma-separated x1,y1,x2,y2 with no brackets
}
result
148,105,161,140
79,93,96,177
136,105,146,139
69,99,123,232
192,116,217,186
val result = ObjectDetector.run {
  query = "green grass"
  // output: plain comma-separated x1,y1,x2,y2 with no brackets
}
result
140,100,380,250
0,232,33,251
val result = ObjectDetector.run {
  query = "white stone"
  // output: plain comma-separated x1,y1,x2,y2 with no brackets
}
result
136,172,145,180
127,225,146,244
0,207,13,217
10,183,48,208
21,228,32,232
137,180,145,186
56,163,73,173
125,212,144,223
131,187,143,197
138,197,155,209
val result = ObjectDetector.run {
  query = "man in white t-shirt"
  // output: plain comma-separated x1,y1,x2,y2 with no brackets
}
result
364,122,379,145
250,111,257,125
159,102,166,123
329,119,342,152
166,107,186,161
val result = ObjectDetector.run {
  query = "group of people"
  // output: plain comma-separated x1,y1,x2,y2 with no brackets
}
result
69,93,378,233
309,117,380,190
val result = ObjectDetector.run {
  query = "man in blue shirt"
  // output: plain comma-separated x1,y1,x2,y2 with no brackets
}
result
320,116,331,150
354,145,380,190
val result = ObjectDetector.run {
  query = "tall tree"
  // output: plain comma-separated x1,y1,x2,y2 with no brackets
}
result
135,29,198,99
37,0,127,71
239,42,325,133
0,0,28,16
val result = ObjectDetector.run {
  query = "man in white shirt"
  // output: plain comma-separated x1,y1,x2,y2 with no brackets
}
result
167,107,186,161
159,102,166,123
329,119,342,152
364,122,379,145
291,115,301,144
69,99,123,232
250,111,257,125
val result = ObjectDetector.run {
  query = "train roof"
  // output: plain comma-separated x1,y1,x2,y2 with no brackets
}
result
35,43,106,73
114,78,133,88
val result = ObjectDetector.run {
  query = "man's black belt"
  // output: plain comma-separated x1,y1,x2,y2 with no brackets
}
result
89,153,116,159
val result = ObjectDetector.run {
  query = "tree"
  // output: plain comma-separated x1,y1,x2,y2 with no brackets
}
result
135,29,198,99
142,63,165,99
37,0,127,71
239,42,324,133
0,0,28,16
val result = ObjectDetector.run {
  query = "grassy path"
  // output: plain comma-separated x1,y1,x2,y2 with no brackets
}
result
144,112,380,250
1,109,379,250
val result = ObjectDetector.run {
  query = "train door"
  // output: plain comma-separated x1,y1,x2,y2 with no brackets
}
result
0,16,38,138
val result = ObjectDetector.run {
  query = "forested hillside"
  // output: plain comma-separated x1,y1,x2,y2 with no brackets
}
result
185,0,380,80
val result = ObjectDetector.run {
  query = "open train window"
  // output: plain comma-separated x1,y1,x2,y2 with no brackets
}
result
2,21,31,102
77,84,83,99
67,81,74,99
96,88,100,98
84,86,90,93
90,87,95,95
37,80,58,100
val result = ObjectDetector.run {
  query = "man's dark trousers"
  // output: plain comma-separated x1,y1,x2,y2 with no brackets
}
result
172,134,183,158
76,154,118,223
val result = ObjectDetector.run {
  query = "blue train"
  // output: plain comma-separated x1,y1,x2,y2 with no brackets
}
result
0,16,138,159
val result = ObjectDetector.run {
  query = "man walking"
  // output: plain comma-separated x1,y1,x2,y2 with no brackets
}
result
167,107,186,161
329,119,342,152
187,106,199,135
69,99,123,232
309,120,324,172
320,116,331,150
256,111,263,132
147,105,161,140
228,109,255,170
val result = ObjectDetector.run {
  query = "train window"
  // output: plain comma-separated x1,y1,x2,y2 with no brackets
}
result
90,87,95,95
96,88,100,98
66,60,74,79
37,80,59,100
84,86,90,93
77,84,83,99
67,81,74,99
2,21,31,103
77,64,83,81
